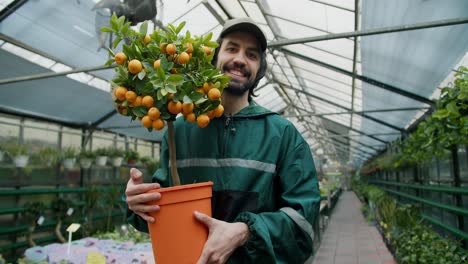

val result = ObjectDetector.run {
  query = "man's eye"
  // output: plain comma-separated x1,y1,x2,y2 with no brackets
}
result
248,53,258,60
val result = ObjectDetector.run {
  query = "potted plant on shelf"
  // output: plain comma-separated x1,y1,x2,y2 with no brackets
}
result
79,150,95,169
124,149,139,165
140,156,160,175
4,142,30,167
103,15,230,264
61,147,78,169
109,147,125,167
31,146,60,167
94,147,109,166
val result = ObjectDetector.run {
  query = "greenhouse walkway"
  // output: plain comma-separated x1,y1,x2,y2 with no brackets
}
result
313,191,396,264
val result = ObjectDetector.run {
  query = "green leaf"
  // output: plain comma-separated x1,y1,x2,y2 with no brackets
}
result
446,101,459,115
117,15,125,28
156,67,166,81
160,55,170,71
203,32,213,42
142,61,154,73
104,59,114,66
195,98,208,104
183,95,192,103
112,36,122,49
160,88,168,96
433,109,449,119
134,45,142,57
204,41,219,48
166,74,184,85
167,24,177,34
139,21,148,35
100,27,113,33
175,21,186,34
137,71,146,80
132,106,148,117
123,44,134,59
160,112,171,120
110,14,118,30
166,84,177,93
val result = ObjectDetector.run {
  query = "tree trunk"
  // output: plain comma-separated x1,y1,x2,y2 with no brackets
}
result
167,122,181,186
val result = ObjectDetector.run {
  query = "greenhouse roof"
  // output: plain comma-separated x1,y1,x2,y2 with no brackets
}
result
0,0,467,168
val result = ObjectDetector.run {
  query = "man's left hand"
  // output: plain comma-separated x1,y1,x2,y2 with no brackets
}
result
195,211,250,264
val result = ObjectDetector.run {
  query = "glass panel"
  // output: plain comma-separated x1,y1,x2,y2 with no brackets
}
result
458,146,468,182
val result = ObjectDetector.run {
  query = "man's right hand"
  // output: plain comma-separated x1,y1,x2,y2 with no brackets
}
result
125,168,161,222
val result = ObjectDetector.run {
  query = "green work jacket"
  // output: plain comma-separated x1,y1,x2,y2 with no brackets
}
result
128,101,320,263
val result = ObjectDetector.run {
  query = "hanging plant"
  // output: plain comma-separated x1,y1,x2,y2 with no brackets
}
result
394,66,468,167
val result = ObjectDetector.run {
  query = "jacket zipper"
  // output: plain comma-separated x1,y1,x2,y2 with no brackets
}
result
222,116,231,157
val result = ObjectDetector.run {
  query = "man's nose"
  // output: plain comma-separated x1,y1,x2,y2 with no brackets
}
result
232,51,247,65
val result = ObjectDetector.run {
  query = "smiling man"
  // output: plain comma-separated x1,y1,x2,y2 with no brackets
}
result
125,17,320,264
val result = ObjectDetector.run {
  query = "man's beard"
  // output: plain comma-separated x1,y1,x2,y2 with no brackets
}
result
222,63,255,96
224,79,255,96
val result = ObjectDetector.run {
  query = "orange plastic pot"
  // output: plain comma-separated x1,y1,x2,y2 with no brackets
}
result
146,181,213,264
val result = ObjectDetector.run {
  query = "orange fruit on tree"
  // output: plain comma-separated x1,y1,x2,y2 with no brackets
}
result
141,115,152,128
186,113,196,122
125,91,137,103
160,43,167,54
152,119,165,130
114,86,127,100
202,46,212,56
167,93,174,100
208,88,221,100
153,59,161,69
185,43,193,53
203,82,212,93
214,104,224,118
207,110,215,119
142,95,154,108
197,114,210,128
118,106,128,115
182,102,194,115
177,52,190,64
143,34,151,45
114,52,127,65
168,101,182,114
195,87,205,94
128,59,143,74
166,43,176,55
170,68,178,74
148,107,161,120
130,95,142,107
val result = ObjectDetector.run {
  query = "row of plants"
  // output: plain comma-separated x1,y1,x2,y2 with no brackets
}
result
361,66,468,172
352,176,468,263
10,186,126,249
0,143,157,169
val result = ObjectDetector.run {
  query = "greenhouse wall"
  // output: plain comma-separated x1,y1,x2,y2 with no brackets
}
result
364,145,468,248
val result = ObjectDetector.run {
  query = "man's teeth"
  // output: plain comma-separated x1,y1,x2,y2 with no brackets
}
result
229,70,244,77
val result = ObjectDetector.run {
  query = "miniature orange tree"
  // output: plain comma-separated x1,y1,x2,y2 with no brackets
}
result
102,15,230,185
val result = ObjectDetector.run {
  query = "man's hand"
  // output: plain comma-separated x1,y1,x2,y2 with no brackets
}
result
125,168,161,222
195,211,250,264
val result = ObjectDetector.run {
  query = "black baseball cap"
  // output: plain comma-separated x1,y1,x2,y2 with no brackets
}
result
220,17,267,52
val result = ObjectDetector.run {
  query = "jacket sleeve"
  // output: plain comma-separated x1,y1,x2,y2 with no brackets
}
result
234,131,321,263
127,133,171,233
